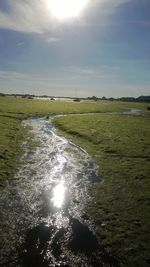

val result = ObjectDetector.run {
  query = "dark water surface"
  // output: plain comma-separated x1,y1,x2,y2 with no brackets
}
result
0,118,118,267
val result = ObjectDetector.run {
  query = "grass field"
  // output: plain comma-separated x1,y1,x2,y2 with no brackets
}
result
0,96,148,187
0,96,150,266
53,113,150,267
0,96,148,116
0,115,25,186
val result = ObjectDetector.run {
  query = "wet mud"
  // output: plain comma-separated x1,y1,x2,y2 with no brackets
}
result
0,118,119,267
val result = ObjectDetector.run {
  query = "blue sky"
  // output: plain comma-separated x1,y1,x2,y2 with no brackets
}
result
0,0,150,97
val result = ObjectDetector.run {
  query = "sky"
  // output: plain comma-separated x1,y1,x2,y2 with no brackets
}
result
0,0,150,97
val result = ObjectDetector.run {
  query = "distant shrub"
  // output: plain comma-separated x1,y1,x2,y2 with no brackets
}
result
0,93,6,97
73,98,80,102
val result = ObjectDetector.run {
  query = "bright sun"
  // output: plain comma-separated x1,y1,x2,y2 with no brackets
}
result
47,0,89,20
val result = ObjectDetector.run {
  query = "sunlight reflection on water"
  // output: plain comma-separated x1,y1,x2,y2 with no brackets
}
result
0,118,102,266
51,183,66,208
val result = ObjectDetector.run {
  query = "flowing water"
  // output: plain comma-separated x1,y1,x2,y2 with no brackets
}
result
0,118,118,267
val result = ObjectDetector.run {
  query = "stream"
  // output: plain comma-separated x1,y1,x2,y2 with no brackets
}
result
0,109,142,266
0,118,118,267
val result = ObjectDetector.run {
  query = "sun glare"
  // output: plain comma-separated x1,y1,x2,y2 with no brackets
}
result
47,0,89,20
51,183,65,208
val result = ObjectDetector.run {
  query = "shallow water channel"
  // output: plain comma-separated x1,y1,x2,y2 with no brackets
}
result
0,118,118,267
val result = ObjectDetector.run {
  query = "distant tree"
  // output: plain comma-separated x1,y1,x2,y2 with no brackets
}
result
92,96,98,101
0,93,6,97
87,96,98,101
41,95,48,98
118,97,136,102
136,96,150,102
108,97,115,101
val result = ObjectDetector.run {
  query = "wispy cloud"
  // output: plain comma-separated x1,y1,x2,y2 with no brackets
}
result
0,69,77,82
0,0,130,33
67,65,121,79
17,42,24,46
69,67,96,76
0,70,27,80
0,0,53,33
45,37,59,43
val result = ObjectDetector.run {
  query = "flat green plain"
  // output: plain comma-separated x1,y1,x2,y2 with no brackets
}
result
0,96,150,266
53,113,150,267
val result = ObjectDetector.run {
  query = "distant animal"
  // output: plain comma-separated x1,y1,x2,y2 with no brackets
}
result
147,107,150,111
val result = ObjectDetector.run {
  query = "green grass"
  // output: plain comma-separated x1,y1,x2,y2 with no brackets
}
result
0,114,28,187
0,96,148,185
0,96,148,186
0,96,148,116
53,113,150,267
0,96,150,266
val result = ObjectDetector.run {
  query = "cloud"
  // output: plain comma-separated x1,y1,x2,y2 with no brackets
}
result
0,69,76,83
45,37,59,43
0,0,53,33
93,0,129,9
0,0,130,33
67,65,121,79
0,70,27,80
17,42,24,46
69,67,96,76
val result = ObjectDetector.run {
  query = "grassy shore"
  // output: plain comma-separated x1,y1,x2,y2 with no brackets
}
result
0,96,150,266
0,114,26,186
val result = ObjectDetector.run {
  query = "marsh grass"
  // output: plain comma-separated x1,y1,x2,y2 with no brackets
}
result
0,96,150,266
0,115,26,186
0,96,148,187
0,96,148,116
53,113,150,267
